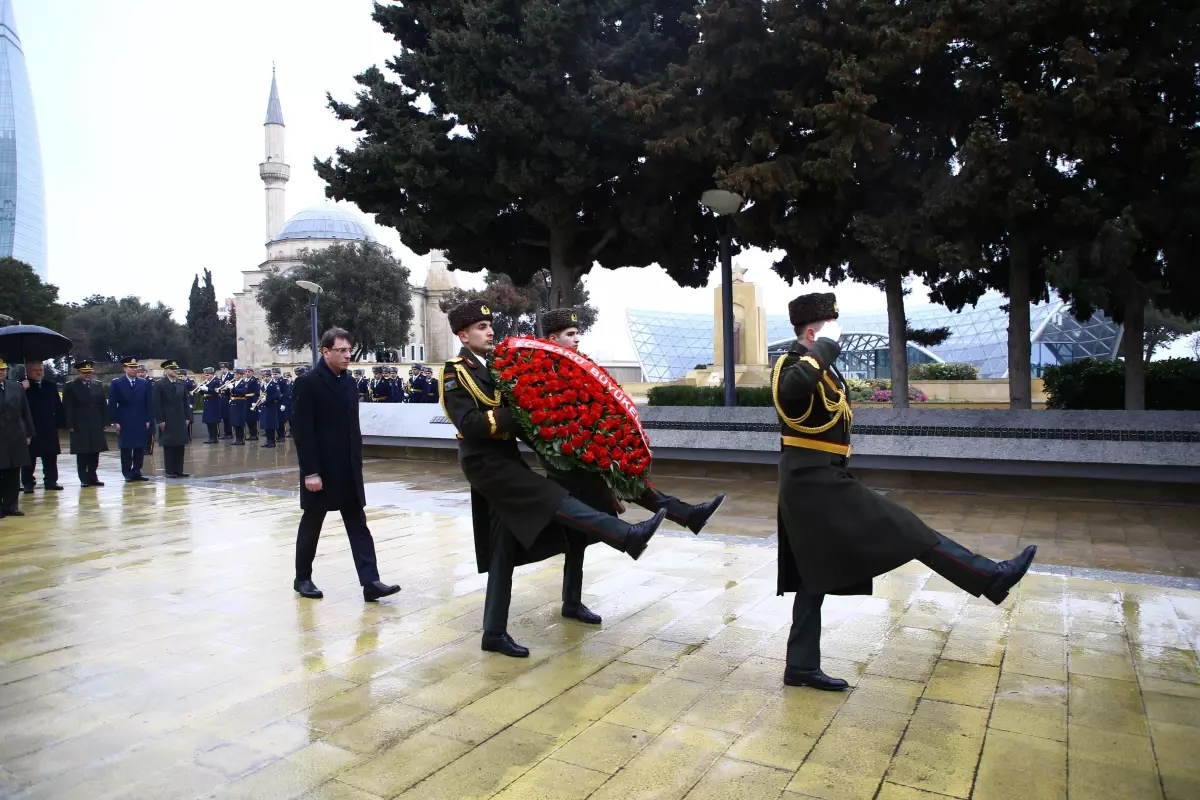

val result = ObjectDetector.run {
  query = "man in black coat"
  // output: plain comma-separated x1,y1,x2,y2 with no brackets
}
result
20,361,64,493
153,360,193,478
290,327,400,603
441,302,665,658
0,359,34,516
774,292,1037,691
62,360,108,487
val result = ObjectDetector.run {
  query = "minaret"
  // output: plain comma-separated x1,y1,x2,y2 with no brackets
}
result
259,66,289,242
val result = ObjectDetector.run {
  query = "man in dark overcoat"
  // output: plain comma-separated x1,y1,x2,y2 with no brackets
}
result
0,359,34,516
291,328,400,603
774,292,1037,691
153,360,193,478
20,361,63,493
109,357,154,482
534,308,727,626
62,360,108,487
440,302,666,658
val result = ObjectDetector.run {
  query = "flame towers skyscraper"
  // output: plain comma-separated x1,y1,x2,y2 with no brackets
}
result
0,0,45,278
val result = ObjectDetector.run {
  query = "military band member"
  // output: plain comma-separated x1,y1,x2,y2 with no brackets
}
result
353,369,368,402
228,368,249,445
442,302,666,658
421,367,438,403
272,369,288,439
774,293,1037,690
199,367,222,443
108,357,154,482
257,368,282,448
244,369,261,441
153,360,193,478
62,360,108,487
533,308,727,624
406,365,423,403
368,366,387,403
278,369,293,438
217,362,234,439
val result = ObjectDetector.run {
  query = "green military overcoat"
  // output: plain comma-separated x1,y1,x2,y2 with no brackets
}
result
775,339,938,596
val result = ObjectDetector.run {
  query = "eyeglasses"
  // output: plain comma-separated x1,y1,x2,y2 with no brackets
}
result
327,347,352,355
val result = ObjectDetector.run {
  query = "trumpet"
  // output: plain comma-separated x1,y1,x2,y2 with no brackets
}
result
250,382,274,411
213,378,237,394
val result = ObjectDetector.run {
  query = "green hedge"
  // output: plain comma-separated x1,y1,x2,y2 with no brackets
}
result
910,362,980,381
1042,358,1200,410
647,385,774,407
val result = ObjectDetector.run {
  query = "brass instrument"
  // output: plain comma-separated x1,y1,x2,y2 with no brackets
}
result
250,380,274,411
213,378,237,395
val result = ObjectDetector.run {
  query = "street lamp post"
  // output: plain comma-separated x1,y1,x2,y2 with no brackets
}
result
295,280,323,367
700,189,744,407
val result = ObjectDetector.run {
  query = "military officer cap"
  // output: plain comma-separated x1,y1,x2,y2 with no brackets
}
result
161,359,180,370
295,366,307,375
121,356,138,368
353,368,363,376
203,367,215,374
448,301,493,333
272,368,282,375
542,307,580,335
219,362,231,369
75,360,95,373
788,292,839,330
372,365,382,374
138,363,148,371
234,367,244,374
260,367,271,375
0,359,7,370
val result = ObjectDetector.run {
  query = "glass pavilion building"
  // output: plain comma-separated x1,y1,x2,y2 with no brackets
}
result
626,292,1122,383
0,0,46,278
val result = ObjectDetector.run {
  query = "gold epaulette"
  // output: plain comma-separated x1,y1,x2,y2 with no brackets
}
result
447,356,463,364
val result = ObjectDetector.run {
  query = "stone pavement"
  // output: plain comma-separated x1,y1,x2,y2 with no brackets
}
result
0,445,1197,799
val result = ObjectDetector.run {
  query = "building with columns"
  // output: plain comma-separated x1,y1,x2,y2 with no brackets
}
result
233,70,459,369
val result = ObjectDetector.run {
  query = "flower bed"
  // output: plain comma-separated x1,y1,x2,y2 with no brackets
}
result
491,337,652,500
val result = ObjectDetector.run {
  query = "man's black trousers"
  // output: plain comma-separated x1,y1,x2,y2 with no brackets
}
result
294,505,381,586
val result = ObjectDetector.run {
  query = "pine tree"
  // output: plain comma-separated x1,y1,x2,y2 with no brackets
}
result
316,0,720,307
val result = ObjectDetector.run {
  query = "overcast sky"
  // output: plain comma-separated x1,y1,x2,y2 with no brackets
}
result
20,1,1190,361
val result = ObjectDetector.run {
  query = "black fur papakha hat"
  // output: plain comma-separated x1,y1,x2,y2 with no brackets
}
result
448,301,494,333
788,292,839,330
541,307,580,335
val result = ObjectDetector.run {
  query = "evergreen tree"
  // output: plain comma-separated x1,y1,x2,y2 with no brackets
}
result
316,0,720,307
256,242,413,360
184,269,228,370
0,258,65,330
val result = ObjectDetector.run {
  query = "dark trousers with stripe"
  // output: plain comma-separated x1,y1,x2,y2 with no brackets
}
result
786,532,1000,669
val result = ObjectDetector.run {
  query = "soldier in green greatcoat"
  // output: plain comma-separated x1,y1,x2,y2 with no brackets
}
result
775,292,1037,691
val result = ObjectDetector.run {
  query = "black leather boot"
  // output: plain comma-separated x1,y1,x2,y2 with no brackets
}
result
294,579,323,599
482,632,529,658
677,493,726,534
784,666,848,691
363,580,401,602
562,602,602,625
984,545,1038,604
555,497,665,560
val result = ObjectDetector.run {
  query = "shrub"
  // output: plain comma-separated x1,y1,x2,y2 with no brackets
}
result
868,387,928,403
910,362,980,381
647,385,774,406
1042,358,1200,410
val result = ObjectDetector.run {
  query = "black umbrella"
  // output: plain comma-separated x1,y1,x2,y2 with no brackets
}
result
0,325,73,364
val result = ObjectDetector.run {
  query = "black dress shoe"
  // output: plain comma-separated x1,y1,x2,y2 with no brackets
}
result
135,476,150,482
294,579,324,599
624,509,666,561
363,580,401,601
482,632,529,658
91,481,105,487
22,488,33,494
984,545,1038,604
46,484,63,490
681,493,726,534
4,508,24,517
562,602,602,625
784,667,849,691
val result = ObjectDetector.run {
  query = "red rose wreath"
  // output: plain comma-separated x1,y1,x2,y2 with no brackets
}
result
491,336,652,500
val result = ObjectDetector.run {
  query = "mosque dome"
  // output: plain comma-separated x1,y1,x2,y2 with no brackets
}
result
271,205,374,243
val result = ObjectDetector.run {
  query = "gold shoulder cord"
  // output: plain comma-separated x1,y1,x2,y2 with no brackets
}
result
454,363,500,408
772,354,850,435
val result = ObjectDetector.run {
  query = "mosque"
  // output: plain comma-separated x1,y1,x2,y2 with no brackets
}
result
232,71,460,369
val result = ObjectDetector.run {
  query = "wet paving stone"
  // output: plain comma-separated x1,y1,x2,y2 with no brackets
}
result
0,446,1196,798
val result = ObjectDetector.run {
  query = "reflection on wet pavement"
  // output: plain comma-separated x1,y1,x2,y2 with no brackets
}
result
0,442,1196,799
